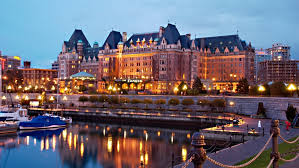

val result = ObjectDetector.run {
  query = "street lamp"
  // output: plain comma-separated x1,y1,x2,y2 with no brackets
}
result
258,85,265,96
182,85,188,91
173,87,178,94
62,96,67,101
287,84,296,97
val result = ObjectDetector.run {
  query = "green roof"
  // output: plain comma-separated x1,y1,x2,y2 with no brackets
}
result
70,71,95,79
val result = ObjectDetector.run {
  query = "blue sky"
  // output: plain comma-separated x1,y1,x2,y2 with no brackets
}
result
0,0,298,68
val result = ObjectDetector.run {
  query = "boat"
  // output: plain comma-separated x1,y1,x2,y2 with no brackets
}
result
0,106,30,122
43,113,72,124
0,123,18,134
19,116,66,130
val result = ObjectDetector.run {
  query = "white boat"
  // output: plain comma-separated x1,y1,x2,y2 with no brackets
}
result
0,122,18,134
0,106,30,122
44,113,72,124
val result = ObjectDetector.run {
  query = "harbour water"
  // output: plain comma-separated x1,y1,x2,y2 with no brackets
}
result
0,123,202,168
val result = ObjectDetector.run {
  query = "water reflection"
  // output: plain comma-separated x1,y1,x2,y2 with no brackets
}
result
0,123,221,168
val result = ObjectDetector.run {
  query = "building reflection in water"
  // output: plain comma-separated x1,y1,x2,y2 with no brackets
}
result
0,124,207,168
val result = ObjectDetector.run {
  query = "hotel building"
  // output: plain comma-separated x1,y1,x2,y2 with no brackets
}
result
56,24,255,93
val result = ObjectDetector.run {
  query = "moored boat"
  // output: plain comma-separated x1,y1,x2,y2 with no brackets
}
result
0,123,18,134
19,116,66,130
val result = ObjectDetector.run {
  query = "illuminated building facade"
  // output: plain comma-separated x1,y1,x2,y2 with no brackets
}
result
56,24,255,93
98,24,255,93
57,29,100,80
0,55,21,71
255,49,272,82
258,60,299,84
21,65,58,86
266,43,290,61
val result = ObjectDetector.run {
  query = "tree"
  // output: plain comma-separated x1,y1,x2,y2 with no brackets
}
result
2,69,23,92
192,77,203,93
236,78,249,94
79,85,87,93
78,96,88,105
270,81,287,97
285,105,297,122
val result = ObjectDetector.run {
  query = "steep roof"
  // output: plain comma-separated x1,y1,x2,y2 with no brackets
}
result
66,29,90,51
124,32,159,47
195,35,246,53
102,31,122,49
179,35,191,49
161,24,181,44
84,47,101,61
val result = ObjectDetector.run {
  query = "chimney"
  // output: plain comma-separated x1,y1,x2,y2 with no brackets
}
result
122,32,127,43
159,26,164,37
186,34,191,40
200,38,205,49
24,61,31,68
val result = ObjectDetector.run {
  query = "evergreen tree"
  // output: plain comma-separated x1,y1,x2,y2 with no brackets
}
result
236,78,249,94
192,77,203,93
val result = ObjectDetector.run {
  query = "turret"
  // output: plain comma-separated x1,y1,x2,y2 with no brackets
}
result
93,42,99,48
159,26,164,37
77,40,83,60
122,32,127,43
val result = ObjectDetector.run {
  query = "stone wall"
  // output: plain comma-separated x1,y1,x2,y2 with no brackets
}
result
3,93,299,120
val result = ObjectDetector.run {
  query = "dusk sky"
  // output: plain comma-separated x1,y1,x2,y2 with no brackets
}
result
0,0,298,68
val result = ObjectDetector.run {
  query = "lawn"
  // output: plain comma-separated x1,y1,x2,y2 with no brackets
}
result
235,136,298,168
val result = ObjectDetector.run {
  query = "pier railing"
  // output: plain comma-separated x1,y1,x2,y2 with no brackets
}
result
183,120,298,168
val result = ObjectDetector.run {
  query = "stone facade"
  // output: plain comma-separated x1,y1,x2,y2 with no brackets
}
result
55,24,255,93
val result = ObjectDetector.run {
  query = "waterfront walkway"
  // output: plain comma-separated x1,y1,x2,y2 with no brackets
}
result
177,117,299,168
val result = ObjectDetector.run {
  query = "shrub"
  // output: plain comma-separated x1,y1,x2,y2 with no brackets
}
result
109,96,120,104
286,105,297,122
211,99,226,107
257,102,266,117
98,95,109,102
78,96,88,104
181,98,194,105
154,99,166,105
168,98,180,106
131,98,143,104
89,96,99,103
120,97,130,103
197,99,211,106
143,98,153,104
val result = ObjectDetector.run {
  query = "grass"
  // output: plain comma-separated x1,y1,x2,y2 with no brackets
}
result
235,136,299,168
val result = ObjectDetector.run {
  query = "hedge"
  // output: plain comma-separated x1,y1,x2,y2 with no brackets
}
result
168,98,180,106
181,98,194,105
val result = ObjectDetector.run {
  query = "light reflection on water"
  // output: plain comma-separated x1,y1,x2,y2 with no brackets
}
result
0,123,197,168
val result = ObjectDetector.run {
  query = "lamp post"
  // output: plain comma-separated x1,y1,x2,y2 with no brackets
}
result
173,87,178,95
258,85,265,96
182,84,188,95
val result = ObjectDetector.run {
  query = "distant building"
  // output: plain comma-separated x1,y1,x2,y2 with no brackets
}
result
267,43,290,61
21,61,58,86
0,55,21,71
52,61,59,70
255,49,272,82
258,60,299,84
23,61,31,69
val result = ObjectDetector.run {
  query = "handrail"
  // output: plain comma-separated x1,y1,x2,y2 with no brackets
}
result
280,153,299,162
206,133,273,168
279,134,299,144
266,157,274,168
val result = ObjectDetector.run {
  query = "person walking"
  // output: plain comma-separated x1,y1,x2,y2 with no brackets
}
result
258,120,262,132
